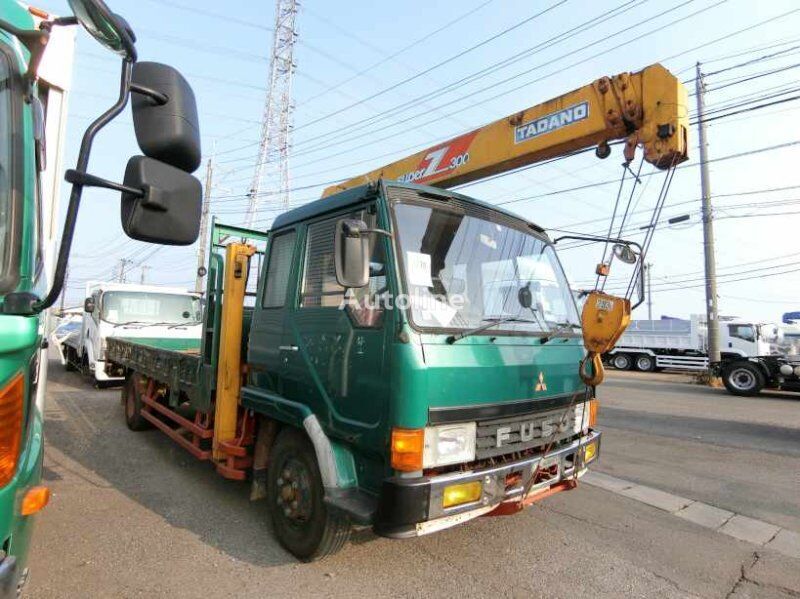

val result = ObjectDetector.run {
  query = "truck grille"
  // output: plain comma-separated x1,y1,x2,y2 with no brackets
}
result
475,405,581,460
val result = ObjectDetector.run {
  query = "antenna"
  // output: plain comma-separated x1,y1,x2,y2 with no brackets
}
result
245,0,299,228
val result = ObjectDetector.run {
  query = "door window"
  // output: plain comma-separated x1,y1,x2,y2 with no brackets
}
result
728,324,755,342
300,211,387,327
262,231,296,308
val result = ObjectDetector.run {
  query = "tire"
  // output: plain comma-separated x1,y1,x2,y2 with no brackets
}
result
722,362,764,396
123,374,151,431
612,353,633,370
266,428,351,561
635,354,656,372
64,348,76,372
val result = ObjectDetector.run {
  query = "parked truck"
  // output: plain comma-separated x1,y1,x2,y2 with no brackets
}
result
60,282,201,384
714,354,800,396
0,1,205,594
604,315,779,372
106,63,689,560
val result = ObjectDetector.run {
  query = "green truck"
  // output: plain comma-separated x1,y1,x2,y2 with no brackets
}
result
106,187,603,561
0,1,205,593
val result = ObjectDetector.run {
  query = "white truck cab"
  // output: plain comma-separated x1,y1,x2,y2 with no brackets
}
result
63,282,202,384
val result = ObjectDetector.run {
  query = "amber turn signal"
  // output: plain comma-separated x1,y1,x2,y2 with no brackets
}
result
0,374,24,488
391,428,424,471
21,485,50,516
588,398,598,428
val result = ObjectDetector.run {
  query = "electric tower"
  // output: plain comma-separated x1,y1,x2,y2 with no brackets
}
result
245,0,299,227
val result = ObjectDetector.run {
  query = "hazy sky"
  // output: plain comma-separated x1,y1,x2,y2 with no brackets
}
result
41,0,800,323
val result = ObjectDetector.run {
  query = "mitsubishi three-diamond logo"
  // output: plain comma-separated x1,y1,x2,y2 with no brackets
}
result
535,371,547,392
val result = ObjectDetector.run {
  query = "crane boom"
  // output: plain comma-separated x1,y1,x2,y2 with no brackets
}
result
322,63,688,197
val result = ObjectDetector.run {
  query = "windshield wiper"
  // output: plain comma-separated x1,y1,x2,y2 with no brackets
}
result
446,316,538,344
540,321,581,344
112,320,148,328
166,320,202,329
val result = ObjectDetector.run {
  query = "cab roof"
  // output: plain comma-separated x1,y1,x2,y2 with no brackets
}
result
270,180,546,235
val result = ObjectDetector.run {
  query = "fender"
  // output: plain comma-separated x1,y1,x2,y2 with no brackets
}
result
241,386,358,489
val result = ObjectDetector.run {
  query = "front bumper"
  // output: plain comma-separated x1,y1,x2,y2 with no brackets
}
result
92,360,124,382
374,430,600,538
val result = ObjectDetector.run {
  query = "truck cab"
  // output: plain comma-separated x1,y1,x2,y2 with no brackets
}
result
242,181,598,547
66,282,202,384
0,3,74,593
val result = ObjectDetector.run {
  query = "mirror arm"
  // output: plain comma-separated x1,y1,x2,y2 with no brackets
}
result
552,234,642,253
363,227,393,238
130,82,168,106
13,59,134,315
64,169,143,197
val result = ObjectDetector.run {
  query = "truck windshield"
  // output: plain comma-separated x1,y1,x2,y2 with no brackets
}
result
0,50,14,291
100,292,201,325
393,202,579,334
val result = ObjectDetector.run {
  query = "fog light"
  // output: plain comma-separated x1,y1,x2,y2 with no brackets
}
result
442,481,482,508
583,441,598,464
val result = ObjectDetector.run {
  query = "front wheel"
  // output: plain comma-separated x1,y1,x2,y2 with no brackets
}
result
266,429,351,561
722,362,764,396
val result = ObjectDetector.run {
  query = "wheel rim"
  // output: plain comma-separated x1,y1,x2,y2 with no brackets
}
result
614,356,629,369
637,356,652,370
274,457,313,529
729,368,756,391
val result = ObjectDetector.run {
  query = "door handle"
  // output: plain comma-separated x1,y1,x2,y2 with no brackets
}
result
279,345,299,352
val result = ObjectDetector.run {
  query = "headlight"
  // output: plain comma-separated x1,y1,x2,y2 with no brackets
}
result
423,423,476,468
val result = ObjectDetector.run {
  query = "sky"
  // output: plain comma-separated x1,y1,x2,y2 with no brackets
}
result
37,0,800,323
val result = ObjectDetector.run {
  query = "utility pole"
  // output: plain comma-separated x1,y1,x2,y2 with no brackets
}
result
140,265,151,285
695,62,721,376
195,153,214,293
59,267,69,314
245,0,299,227
118,258,132,283
646,262,653,321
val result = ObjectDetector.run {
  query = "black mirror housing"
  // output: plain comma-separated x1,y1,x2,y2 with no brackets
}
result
121,156,202,245
84,297,95,313
131,62,201,173
335,219,370,288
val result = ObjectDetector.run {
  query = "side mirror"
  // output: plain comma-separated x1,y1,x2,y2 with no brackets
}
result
120,156,202,245
84,297,95,313
68,0,136,59
131,62,201,173
334,219,369,288
518,283,533,309
612,243,638,265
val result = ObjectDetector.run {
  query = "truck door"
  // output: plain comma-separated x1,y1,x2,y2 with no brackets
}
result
285,206,392,434
726,323,757,357
248,229,299,395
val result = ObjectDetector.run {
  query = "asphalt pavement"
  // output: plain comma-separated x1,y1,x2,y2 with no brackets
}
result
24,362,800,598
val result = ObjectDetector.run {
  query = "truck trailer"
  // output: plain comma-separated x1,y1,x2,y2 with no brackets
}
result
604,315,779,372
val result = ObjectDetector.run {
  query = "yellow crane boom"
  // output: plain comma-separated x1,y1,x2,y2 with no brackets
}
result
322,63,688,197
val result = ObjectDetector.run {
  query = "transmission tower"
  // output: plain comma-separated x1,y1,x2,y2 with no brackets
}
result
245,0,299,228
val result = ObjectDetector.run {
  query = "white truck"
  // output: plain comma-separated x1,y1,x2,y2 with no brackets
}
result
61,282,202,385
603,314,779,372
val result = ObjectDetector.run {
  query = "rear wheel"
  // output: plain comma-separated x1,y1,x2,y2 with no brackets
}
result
266,429,351,561
722,362,764,396
124,374,151,431
635,354,656,372
612,353,633,370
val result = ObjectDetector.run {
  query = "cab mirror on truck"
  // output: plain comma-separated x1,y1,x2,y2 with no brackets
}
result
83,297,95,313
120,156,202,245
130,62,201,173
335,219,370,288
